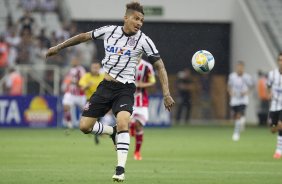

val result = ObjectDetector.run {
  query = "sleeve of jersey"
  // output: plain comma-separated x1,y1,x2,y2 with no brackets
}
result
267,71,273,88
142,36,161,64
91,25,111,40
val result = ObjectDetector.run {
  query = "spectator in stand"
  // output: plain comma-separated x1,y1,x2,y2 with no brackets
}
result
56,23,70,41
3,15,15,38
4,67,24,96
18,11,36,34
68,22,78,37
0,35,9,77
37,28,51,48
46,35,68,67
17,29,34,64
32,39,47,80
5,28,21,66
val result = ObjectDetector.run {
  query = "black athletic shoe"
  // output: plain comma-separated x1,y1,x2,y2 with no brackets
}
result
94,134,99,145
112,166,125,182
110,125,117,146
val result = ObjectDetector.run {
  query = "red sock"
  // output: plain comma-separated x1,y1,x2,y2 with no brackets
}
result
135,131,143,153
64,111,71,124
64,111,71,122
130,122,135,137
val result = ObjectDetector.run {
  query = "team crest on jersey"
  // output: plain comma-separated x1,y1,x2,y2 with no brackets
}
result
128,37,137,46
106,46,131,56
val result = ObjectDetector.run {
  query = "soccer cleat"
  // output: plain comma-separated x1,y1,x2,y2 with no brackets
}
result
112,166,125,182
94,134,99,145
134,151,142,160
232,133,240,141
273,152,282,159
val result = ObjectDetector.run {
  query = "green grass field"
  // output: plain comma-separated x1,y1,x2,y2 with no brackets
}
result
0,125,281,184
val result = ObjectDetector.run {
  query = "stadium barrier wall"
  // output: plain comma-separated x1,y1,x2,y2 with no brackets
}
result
0,96,58,128
0,95,171,128
147,95,171,127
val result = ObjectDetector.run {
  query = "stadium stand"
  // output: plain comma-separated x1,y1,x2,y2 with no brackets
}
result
247,0,282,56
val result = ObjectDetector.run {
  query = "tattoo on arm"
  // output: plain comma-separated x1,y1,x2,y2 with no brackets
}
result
57,32,92,50
153,59,170,96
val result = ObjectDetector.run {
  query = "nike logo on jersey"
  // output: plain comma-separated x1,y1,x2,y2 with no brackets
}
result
120,104,127,107
106,46,131,56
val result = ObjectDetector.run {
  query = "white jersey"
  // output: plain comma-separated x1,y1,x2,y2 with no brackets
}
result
228,72,253,106
91,25,159,84
267,69,282,111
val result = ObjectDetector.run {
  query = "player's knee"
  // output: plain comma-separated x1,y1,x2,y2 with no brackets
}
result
117,122,129,131
116,111,131,131
79,120,91,134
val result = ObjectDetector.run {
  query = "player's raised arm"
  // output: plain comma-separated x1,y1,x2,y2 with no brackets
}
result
153,59,175,111
46,31,93,58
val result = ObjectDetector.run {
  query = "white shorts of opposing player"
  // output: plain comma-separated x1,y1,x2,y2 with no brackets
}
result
131,107,149,126
62,92,87,128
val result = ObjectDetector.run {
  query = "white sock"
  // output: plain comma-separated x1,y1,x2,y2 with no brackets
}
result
240,116,246,131
276,136,282,154
234,119,241,135
116,131,130,168
92,121,113,135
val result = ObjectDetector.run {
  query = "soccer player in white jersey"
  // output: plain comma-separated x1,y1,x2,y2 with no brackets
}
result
46,2,175,182
267,52,282,159
62,57,86,129
130,58,156,160
227,61,253,141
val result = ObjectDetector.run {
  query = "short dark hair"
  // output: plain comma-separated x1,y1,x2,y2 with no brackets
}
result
126,1,144,15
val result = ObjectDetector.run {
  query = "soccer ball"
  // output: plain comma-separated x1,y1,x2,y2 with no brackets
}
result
191,50,215,74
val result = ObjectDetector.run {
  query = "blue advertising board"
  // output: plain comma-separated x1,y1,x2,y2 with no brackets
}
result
147,95,171,127
0,96,58,127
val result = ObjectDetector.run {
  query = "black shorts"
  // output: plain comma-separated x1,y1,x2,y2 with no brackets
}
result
82,80,136,118
231,105,246,115
269,111,282,127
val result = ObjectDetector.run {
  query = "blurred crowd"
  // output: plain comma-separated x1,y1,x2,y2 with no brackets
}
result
0,0,97,95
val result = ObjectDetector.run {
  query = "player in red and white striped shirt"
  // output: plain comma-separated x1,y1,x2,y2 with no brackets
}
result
130,59,156,160
62,57,86,129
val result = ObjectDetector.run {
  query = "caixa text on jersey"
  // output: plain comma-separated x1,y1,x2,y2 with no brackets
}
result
106,46,131,56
